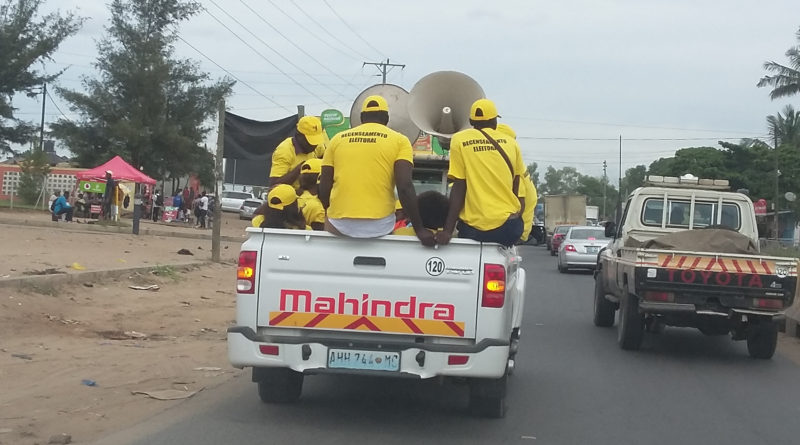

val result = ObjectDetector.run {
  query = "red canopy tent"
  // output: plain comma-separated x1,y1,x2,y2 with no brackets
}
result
76,155,156,184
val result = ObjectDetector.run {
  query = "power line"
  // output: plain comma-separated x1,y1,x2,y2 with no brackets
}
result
46,90,72,123
321,0,384,58
517,136,762,141
363,59,405,84
176,35,292,112
505,115,765,135
237,0,362,99
265,0,359,61
288,0,371,60
202,2,336,107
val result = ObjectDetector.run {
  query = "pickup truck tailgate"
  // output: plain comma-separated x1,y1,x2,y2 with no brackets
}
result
254,231,482,339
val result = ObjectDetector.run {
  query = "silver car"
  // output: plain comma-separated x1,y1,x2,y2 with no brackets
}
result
557,226,611,273
239,198,263,220
221,191,255,213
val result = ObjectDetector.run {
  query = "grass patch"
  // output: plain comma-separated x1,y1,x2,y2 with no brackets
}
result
0,199,45,210
150,264,180,281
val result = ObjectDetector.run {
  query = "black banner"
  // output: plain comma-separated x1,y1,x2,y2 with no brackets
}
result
223,112,298,186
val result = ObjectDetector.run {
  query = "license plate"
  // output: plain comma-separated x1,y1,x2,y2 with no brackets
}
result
586,246,599,253
328,349,400,372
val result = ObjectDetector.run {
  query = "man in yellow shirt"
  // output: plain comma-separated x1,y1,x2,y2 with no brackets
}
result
497,123,538,243
319,95,434,246
435,99,526,247
269,115,326,189
297,158,325,230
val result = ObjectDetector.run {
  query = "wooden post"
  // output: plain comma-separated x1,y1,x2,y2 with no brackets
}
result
212,100,224,263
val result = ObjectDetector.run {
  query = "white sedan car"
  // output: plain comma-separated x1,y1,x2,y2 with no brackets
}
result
220,191,255,213
557,226,611,273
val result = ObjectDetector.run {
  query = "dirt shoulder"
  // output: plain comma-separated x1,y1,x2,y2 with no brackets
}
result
0,262,242,445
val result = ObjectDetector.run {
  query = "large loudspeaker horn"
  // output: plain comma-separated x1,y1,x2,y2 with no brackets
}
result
407,71,485,139
350,84,421,143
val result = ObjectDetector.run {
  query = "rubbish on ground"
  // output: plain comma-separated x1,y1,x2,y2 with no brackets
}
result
70,262,86,270
81,379,97,387
48,433,72,444
180,301,191,306
129,284,160,291
11,353,33,360
194,367,222,372
177,248,193,255
124,331,148,339
22,268,65,276
83,282,94,287
131,388,200,400
0,274,9,278
98,330,148,340
200,327,217,333
200,296,211,300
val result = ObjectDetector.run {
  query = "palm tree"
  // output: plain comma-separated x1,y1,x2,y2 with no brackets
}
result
766,105,800,147
758,27,800,100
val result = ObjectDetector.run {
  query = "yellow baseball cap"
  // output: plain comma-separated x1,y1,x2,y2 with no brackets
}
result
267,184,298,210
297,116,324,147
301,158,322,175
470,98,499,121
496,123,516,139
361,95,389,113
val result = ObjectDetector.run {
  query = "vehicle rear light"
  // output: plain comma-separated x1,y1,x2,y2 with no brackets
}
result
447,355,469,365
482,264,506,308
259,345,279,355
754,298,783,309
237,251,257,294
564,244,577,252
644,291,674,302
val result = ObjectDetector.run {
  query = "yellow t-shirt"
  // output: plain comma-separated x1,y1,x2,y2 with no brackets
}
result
448,127,526,231
269,137,325,189
322,122,413,219
520,176,538,241
298,190,325,227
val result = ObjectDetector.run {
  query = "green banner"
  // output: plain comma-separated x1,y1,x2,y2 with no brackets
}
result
79,181,106,194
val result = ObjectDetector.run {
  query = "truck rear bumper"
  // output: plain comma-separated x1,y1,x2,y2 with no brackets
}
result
227,326,510,379
638,301,785,319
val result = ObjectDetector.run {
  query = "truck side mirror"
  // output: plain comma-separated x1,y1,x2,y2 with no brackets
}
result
604,221,617,238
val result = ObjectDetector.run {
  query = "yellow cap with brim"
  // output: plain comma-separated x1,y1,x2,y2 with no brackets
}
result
267,184,298,210
470,98,499,121
297,116,324,147
361,95,389,113
301,158,322,175
496,123,516,139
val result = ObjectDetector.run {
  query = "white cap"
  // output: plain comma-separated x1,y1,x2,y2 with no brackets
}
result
106,170,113,175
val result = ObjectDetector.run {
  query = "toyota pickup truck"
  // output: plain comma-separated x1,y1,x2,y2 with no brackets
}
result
594,175,798,359
228,228,526,417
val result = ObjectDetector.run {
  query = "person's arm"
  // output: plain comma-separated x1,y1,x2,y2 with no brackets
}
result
319,166,333,209
435,179,465,245
394,160,435,247
269,162,304,187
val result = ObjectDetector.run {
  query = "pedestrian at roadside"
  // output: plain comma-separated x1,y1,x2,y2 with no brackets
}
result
152,189,163,222
52,191,74,222
197,191,209,229
435,99,526,247
102,170,115,220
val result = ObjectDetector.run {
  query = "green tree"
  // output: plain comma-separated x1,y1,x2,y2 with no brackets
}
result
0,0,83,155
757,26,800,100
526,161,539,187
619,165,647,197
648,147,729,179
17,148,51,204
766,105,800,147
50,0,234,185
541,166,582,195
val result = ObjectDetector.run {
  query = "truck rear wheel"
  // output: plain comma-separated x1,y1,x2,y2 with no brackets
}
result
617,289,644,350
746,322,778,360
469,374,507,418
255,368,304,403
593,276,615,327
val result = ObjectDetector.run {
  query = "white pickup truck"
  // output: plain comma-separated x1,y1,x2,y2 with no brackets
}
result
228,228,526,417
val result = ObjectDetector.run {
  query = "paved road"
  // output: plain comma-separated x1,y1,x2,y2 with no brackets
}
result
99,245,800,445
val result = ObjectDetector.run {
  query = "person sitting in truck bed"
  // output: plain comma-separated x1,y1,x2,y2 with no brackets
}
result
496,123,538,244
394,191,449,236
297,158,325,231
319,95,434,246
269,116,326,190
251,184,306,230
435,99,526,247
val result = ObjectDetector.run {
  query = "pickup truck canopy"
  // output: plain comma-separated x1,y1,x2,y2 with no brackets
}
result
626,228,758,254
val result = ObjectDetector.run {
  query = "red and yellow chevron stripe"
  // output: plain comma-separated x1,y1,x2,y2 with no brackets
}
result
653,254,794,276
268,311,466,337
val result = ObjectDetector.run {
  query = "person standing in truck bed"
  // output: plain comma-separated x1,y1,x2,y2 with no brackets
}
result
435,99,526,247
319,95,434,246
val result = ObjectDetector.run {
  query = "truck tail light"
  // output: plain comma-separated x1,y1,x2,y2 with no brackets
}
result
754,298,783,309
564,244,577,252
482,264,506,308
237,250,257,294
644,291,674,302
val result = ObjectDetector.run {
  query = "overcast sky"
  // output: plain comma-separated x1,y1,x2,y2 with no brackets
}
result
13,0,800,183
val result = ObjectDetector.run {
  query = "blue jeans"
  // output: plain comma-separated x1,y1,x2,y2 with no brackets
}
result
457,216,523,247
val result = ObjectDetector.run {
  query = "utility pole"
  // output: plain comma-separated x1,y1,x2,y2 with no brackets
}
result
212,100,224,263
616,135,622,222
38,83,46,151
362,58,405,84
774,133,780,240
602,160,607,220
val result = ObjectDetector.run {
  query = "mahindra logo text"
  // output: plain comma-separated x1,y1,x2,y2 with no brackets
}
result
279,289,455,321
